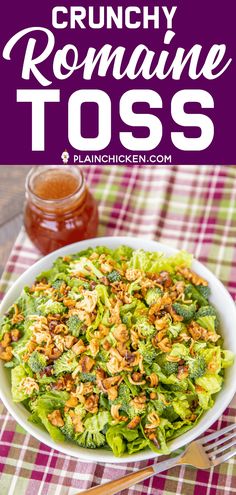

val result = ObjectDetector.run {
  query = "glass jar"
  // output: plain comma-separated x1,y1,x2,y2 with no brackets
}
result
24,166,99,254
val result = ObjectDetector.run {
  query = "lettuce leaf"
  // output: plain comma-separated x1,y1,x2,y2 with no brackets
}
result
84,411,111,433
200,347,221,374
196,316,216,333
169,343,190,359
221,350,234,368
128,249,192,274
172,397,191,420
196,373,222,394
106,425,139,457
127,437,149,455
70,257,103,279
113,245,134,261
11,365,29,402
196,389,213,410
29,391,68,442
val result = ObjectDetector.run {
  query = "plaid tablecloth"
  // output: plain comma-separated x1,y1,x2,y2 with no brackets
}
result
0,165,236,495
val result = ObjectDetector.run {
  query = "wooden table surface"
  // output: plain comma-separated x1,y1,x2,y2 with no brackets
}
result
0,166,30,277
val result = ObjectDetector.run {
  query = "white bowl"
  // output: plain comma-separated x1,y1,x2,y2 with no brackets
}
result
0,237,236,464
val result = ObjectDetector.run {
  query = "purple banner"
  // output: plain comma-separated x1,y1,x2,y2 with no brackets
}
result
1,0,235,165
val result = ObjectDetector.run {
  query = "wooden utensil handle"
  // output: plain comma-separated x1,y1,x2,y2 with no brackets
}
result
75,466,155,495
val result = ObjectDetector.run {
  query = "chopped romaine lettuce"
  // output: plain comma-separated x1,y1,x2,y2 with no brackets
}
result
221,350,234,368
11,365,29,402
0,245,232,458
128,249,192,274
196,373,223,394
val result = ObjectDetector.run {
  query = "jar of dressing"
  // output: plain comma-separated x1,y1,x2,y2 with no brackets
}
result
24,166,99,254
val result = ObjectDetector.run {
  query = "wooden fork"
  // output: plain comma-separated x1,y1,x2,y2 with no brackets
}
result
76,423,236,495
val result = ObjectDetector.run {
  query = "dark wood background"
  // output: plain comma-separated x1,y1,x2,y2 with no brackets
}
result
0,166,30,277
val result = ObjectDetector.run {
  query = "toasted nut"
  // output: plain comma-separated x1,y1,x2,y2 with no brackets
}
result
113,324,129,343
96,368,106,380
150,392,157,399
72,340,87,355
89,338,100,357
102,375,121,390
65,396,78,408
84,394,99,413
127,416,140,429
100,276,109,286
1,332,11,348
157,271,172,288
90,252,99,260
0,345,13,361
103,339,111,351
155,316,169,331
69,410,84,433
78,355,95,373
107,386,118,401
97,324,110,337
47,410,64,427
48,320,59,332
65,335,77,349
47,348,62,360
101,262,113,274
10,329,21,342
131,372,143,382
131,394,146,412
54,374,74,391
63,299,76,308
156,329,167,342
149,294,172,316
177,365,189,380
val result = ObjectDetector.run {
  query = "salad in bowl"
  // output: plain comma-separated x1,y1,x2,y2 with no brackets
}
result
0,243,234,459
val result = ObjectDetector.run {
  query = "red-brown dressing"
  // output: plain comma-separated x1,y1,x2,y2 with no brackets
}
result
24,167,98,254
33,169,79,200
